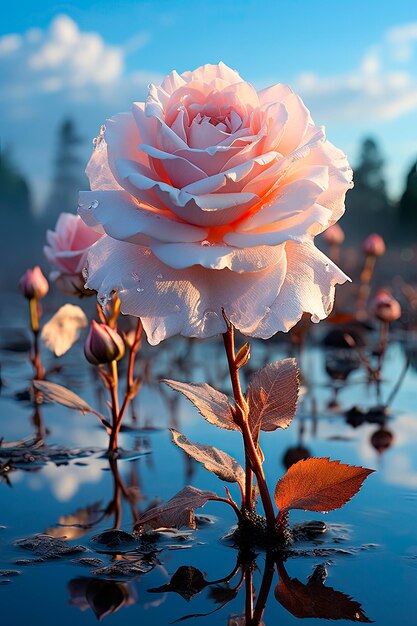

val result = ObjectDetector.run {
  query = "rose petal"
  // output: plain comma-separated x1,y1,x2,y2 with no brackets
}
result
85,236,287,345
78,190,208,243
253,241,349,337
149,240,286,272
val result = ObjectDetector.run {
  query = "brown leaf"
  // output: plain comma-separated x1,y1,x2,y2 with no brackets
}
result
247,359,299,435
33,380,97,415
274,457,375,514
275,564,371,621
135,485,215,530
162,379,236,431
171,429,245,488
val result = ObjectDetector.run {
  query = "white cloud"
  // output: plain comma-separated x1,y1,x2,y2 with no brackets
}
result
293,22,417,123
0,15,162,209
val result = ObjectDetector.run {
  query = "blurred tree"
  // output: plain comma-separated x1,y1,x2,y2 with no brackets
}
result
398,159,417,226
354,137,387,195
0,146,32,214
342,136,393,240
0,146,39,289
43,119,87,225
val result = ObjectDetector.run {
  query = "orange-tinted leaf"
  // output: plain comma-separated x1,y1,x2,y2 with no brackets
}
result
171,429,245,488
275,564,371,621
135,485,215,530
247,359,299,435
274,457,374,513
162,379,236,431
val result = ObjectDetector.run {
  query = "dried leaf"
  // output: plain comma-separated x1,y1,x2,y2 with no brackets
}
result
247,359,299,435
235,343,251,369
33,380,97,415
135,485,215,530
274,457,375,514
162,379,236,431
41,304,87,356
275,565,371,621
171,429,245,487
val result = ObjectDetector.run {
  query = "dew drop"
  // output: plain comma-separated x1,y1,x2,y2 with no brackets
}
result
90,200,99,209
311,313,320,323
144,249,151,256
203,309,219,321
201,240,211,247
256,260,263,268
136,287,145,293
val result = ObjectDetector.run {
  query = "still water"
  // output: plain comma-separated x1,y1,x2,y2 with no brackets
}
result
1,295,417,625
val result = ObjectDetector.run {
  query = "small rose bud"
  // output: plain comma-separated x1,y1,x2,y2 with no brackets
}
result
363,233,386,257
371,289,401,323
84,320,125,365
323,223,345,246
19,266,49,299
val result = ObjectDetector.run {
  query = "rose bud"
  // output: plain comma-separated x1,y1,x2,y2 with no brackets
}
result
84,320,125,365
371,289,401,323
19,266,49,300
323,223,345,246
363,233,386,257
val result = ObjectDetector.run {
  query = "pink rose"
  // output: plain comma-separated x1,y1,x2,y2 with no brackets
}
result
44,212,101,295
79,62,352,344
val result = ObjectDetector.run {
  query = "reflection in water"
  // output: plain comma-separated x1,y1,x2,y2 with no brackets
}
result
68,577,137,620
149,553,371,625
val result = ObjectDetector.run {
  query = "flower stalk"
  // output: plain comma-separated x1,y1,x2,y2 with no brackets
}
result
222,315,276,528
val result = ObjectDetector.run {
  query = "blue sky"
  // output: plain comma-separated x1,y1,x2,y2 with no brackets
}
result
2,0,417,209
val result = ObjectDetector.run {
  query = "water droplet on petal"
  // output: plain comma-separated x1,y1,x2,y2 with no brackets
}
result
136,287,145,293
90,200,99,209
144,249,151,256
311,313,321,323
256,260,263,268
201,240,211,247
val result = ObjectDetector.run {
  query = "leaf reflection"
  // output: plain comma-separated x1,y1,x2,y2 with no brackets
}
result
68,577,136,620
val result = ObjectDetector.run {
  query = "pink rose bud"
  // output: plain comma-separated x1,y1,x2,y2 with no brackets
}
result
19,266,49,300
323,224,345,246
84,320,125,365
371,289,401,323
362,234,386,257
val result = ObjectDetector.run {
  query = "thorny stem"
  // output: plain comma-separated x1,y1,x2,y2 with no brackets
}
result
222,318,276,528
107,319,143,455
209,495,242,520
29,298,45,386
118,319,143,424
222,322,253,510
108,360,120,453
